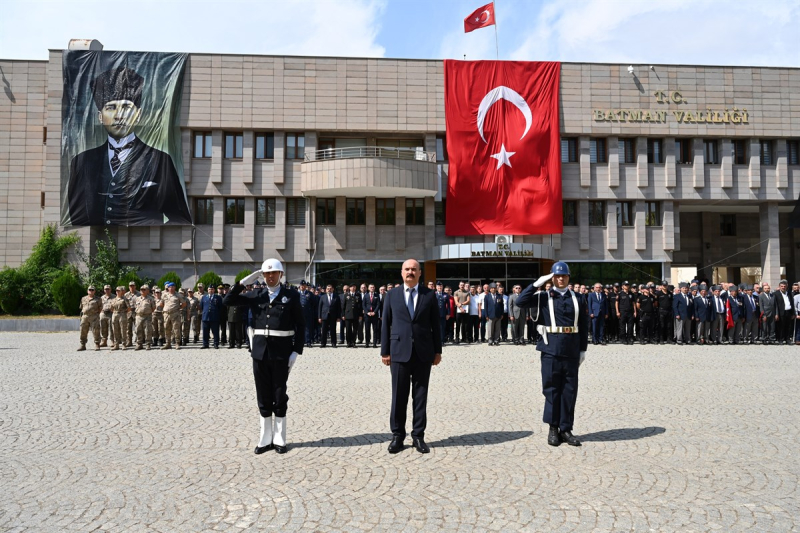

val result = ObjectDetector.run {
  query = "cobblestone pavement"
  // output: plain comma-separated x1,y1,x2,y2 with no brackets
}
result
1,332,799,532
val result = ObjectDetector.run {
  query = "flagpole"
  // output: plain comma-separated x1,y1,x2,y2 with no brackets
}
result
493,1,499,59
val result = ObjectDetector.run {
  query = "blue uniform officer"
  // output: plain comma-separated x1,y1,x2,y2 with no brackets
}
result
517,261,589,447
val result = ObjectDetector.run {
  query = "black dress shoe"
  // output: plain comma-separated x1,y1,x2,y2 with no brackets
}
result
559,430,582,446
388,436,404,454
254,444,274,454
274,444,288,454
412,437,430,454
547,426,560,446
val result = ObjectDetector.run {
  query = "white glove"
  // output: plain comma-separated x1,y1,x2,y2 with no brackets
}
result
534,272,554,288
537,325,549,345
579,351,586,366
288,352,299,373
240,270,262,286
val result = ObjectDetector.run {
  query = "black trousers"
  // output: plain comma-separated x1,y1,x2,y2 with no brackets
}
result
202,320,220,348
638,313,653,342
456,313,469,342
500,313,509,340
470,315,480,342
364,315,380,346
619,312,635,342
220,320,227,344
390,348,432,440
345,318,359,346
777,315,794,344
658,313,673,342
253,357,290,418
357,316,365,343
339,319,346,343
228,321,242,347
541,353,579,432
511,316,524,342
321,316,337,346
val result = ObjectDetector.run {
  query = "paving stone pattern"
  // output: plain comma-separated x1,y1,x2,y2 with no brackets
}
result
1,333,798,532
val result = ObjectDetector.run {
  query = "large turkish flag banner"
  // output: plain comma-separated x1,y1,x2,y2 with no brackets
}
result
444,60,561,235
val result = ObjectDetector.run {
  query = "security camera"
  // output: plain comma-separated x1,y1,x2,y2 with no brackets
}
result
649,65,655,71
627,65,634,74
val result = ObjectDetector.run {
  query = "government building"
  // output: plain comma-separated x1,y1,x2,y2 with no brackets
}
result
1,42,798,289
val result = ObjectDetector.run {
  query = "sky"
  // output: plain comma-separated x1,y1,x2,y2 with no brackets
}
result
1,0,799,67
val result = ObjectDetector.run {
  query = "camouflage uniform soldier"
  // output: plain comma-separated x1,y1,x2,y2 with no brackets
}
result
133,284,157,350
161,282,186,349
188,288,201,344
152,288,165,346
100,284,115,347
111,286,131,350
78,286,103,351
124,281,139,347
180,288,191,345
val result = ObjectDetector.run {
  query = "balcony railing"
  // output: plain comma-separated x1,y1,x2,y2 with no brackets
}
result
304,146,436,163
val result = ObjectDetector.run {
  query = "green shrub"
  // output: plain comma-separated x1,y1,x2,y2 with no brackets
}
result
235,269,254,283
51,269,85,316
196,271,223,291
79,228,137,289
0,267,24,314
156,271,182,290
117,271,143,289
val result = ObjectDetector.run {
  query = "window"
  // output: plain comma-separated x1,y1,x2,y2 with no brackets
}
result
194,132,212,158
733,140,748,165
760,140,774,166
224,132,243,159
647,139,663,164
590,138,607,163
588,201,606,226
316,198,336,226
286,133,305,160
286,198,307,226
645,202,661,226
676,139,693,164
346,198,366,225
436,136,448,162
255,133,275,159
704,140,720,164
563,201,578,226
434,200,446,225
789,140,800,165
376,199,395,225
194,198,213,224
720,214,736,236
225,198,245,224
619,138,636,164
616,201,634,227
406,199,425,225
256,198,276,226
561,138,578,163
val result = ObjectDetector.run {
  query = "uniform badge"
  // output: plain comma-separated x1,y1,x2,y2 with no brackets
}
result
281,296,289,303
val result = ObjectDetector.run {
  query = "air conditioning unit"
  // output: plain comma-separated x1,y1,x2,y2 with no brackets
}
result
495,235,513,244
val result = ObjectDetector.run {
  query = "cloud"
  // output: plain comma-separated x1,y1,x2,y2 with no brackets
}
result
509,0,800,67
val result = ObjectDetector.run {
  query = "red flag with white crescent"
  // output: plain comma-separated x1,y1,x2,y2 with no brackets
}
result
444,60,561,235
464,2,496,33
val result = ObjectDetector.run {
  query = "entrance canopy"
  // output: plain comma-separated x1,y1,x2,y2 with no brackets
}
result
425,243,556,261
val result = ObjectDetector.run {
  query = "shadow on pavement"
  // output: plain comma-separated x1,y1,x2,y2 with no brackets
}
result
428,431,533,448
293,433,392,448
579,426,666,442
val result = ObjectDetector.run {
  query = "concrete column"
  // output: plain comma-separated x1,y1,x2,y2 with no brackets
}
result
607,136,619,188
424,197,435,249
578,199,589,251
212,196,224,250
636,137,648,188
673,203,681,252
335,196,346,251
692,138,705,189
775,139,788,189
273,132,285,184
274,197,286,251
396,197,406,251
720,139,733,188
759,203,781,284
243,197,255,250
242,131,254,185
579,136,591,188
606,200,617,251
211,131,223,184
181,226,192,250
635,200,646,250
181,129,192,184
117,227,129,250
552,234,562,250
662,201,675,251
664,137,676,188
365,197,376,251
748,138,761,189
150,226,161,250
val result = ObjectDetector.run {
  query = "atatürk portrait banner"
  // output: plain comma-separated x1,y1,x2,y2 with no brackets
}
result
61,50,191,227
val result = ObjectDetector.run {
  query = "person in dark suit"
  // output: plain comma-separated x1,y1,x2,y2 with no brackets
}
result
381,259,442,454
725,286,744,344
338,285,348,345
225,259,305,455
200,285,223,349
484,283,504,346
298,280,317,347
673,283,694,345
67,66,191,226
362,284,381,348
588,283,608,345
318,284,341,348
775,280,796,345
742,285,760,344
693,285,712,345
343,286,363,348
434,281,450,344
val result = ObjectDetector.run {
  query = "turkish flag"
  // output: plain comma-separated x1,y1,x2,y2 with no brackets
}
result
464,2,495,33
444,60,561,235
726,300,734,330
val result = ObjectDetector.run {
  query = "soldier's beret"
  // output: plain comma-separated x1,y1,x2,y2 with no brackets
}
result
87,285,96,290
436,280,443,286
217,285,224,290
103,284,111,289
116,286,125,291
141,284,149,290
129,281,136,286
679,282,689,288
165,282,175,288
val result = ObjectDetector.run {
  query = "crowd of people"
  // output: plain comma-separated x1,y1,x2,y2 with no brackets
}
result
77,277,800,351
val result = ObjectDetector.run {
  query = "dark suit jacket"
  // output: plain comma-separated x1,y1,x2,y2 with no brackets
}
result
672,292,693,320
200,294,223,322
588,292,607,317
693,296,712,321
742,293,760,321
67,138,191,226
484,292,503,320
343,292,363,320
775,290,796,320
380,285,442,364
363,292,381,317
318,292,341,320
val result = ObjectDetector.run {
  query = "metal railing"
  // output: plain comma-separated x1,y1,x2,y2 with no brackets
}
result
304,146,436,162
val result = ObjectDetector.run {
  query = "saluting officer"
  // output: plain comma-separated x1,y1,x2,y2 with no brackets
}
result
78,286,103,351
224,259,305,455
517,261,589,447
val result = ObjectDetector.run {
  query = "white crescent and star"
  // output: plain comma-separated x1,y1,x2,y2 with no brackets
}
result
476,85,532,169
475,9,490,23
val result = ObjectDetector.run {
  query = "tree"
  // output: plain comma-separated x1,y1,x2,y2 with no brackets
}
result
79,228,138,290
157,271,182,290
51,268,84,316
196,271,223,291
117,271,143,290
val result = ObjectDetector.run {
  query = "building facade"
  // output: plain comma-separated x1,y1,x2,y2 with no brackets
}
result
1,48,799,288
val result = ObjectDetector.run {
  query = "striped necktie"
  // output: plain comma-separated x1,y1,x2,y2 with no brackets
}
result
110,141,135,173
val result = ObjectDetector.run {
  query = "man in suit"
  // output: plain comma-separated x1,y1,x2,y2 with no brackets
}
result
673,283,694,345
381,259,442,455
343,285,363,348
484,283,504,346
759,283,777,344
726,286,744,344
775,280,796,345
357,283,369,345
200,285,223,349
363,283,381,348
508,284,525,345
693,284,712,345
338,285,348,345
588,282,608,345
709,286,726,344
67,66,191,226
318,284,341,348
433,281,450,344
298,280,317,348
742,285,760,344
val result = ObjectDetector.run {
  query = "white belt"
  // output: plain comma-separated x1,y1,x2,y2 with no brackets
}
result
252,329,295,337
544,326,579,334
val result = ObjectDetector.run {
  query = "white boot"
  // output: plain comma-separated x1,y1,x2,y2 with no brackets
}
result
254,415,273,454
273,416,287,454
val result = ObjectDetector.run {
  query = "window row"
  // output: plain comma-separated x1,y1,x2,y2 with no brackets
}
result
562,201,662,227
322,198,428,226
192,132,304,160
194,198,306,226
